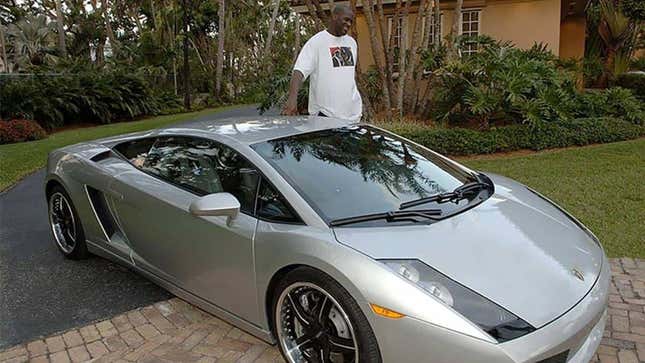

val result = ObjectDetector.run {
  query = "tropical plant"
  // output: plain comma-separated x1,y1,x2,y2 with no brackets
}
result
586,0,642,86
0,71,181,129
426,41,579,128
6,14,57,70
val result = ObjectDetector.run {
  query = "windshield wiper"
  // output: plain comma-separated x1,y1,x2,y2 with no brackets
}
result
399,181,490,210
329,209,442,227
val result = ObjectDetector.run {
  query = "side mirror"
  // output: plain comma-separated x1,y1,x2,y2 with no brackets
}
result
189,192,240,220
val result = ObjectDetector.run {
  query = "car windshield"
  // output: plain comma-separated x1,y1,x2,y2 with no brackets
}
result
251,125,476,223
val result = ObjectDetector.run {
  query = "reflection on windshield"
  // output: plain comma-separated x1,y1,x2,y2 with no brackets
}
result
252,126,472,222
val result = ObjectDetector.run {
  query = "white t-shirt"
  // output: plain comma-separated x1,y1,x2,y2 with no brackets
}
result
294,30,363,121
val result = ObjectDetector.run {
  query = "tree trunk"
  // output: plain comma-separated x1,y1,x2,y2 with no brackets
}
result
404,0,432,113
54,0,67,58
150,0,158,29
396,0,411,115
102,0,119,57
413,0,436,113
183,0,191,109
91,0,106,65
294,13,301,62
362,0,392,116
349,0,375,119
434,0,441,49
264,0,280,60
0,25,8,73
376,0,397,105
403,0,428,111
449,0,462,55
215,0,225,99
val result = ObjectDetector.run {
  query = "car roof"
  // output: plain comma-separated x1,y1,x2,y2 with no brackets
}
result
167,115,357,145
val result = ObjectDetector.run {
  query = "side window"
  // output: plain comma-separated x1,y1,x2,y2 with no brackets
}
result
256,178,302,224
142,136,259,213
113,138,156,169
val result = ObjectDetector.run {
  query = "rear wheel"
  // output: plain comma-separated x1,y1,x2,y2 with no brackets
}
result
48,186,88,259
272,267,381,363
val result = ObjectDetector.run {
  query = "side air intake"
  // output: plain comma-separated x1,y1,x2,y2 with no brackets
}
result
85,186,119,239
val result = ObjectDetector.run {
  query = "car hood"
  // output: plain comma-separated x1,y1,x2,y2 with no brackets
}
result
332,174,603,328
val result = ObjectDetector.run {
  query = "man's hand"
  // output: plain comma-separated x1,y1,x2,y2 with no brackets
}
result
281,70,304,116
281,99,299,116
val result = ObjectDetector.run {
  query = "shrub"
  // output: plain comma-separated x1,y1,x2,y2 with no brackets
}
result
615,73,645,101
0,72,164,129
576,87,644,124
428,42,579,127
385,118,643,156
0,119,47,145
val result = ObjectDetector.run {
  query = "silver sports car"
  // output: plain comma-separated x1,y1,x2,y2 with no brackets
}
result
45,116,609,363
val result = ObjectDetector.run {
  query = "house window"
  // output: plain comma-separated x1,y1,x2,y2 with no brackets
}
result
461,10,480,55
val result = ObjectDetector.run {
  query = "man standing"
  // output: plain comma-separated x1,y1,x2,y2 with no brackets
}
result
281,5,363,121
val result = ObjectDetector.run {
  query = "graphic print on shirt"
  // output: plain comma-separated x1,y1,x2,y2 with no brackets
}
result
329,47,355,67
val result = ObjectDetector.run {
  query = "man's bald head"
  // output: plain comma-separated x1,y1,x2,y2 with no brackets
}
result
332,4,353,16
328,4,354,36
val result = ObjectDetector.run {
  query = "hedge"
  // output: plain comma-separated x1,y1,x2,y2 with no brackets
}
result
615,72,645,101
385,118,644,156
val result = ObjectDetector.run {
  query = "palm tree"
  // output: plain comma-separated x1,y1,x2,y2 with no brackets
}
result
7,15,57,68
54,0,66,58
596,0,637,86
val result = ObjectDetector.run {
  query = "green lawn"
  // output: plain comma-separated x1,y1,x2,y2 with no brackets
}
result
461,138,645,258
0,106,238,192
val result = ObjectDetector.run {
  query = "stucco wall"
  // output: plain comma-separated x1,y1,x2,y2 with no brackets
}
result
354,0,566,69
559,15,586,59
479,0,561,54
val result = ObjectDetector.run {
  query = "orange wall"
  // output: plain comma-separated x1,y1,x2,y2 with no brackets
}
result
480,0,561,54
355,0,568,69
559,15,586,59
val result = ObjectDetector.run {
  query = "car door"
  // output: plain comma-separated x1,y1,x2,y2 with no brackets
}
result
109,135,261,323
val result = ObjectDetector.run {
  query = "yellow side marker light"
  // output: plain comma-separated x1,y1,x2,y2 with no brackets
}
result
370,303,405,319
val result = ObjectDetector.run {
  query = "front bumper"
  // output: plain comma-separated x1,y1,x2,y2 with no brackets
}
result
369,255,610,363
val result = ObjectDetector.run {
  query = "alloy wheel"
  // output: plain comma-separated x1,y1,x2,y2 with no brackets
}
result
276,282,359,363
49,192,77,254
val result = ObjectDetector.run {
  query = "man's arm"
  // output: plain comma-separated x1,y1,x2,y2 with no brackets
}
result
281,70,304,116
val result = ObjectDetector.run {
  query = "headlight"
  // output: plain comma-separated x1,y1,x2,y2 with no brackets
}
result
381,259,535,342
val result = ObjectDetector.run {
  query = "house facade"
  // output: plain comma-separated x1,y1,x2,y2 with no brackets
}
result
290,0,587,70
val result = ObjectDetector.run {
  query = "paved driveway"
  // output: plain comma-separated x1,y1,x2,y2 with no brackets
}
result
0,258,644,363
0,105,271,350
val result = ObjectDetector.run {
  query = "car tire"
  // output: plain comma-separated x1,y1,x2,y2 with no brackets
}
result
271,266,382,363
48,185,89,260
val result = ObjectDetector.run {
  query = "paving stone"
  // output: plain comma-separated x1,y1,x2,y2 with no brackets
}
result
85,340,109,359
48,351,70,363
111,314,133,333
102,336,128,352
29,355,49,363
61,331,83,348
617,349,639,363
0,355,27,363
78,325,101,343
126,310,148,327
120,329,145,348
135,323,161,340
66,346,89,363
44,336,65,354
26,340,47,357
